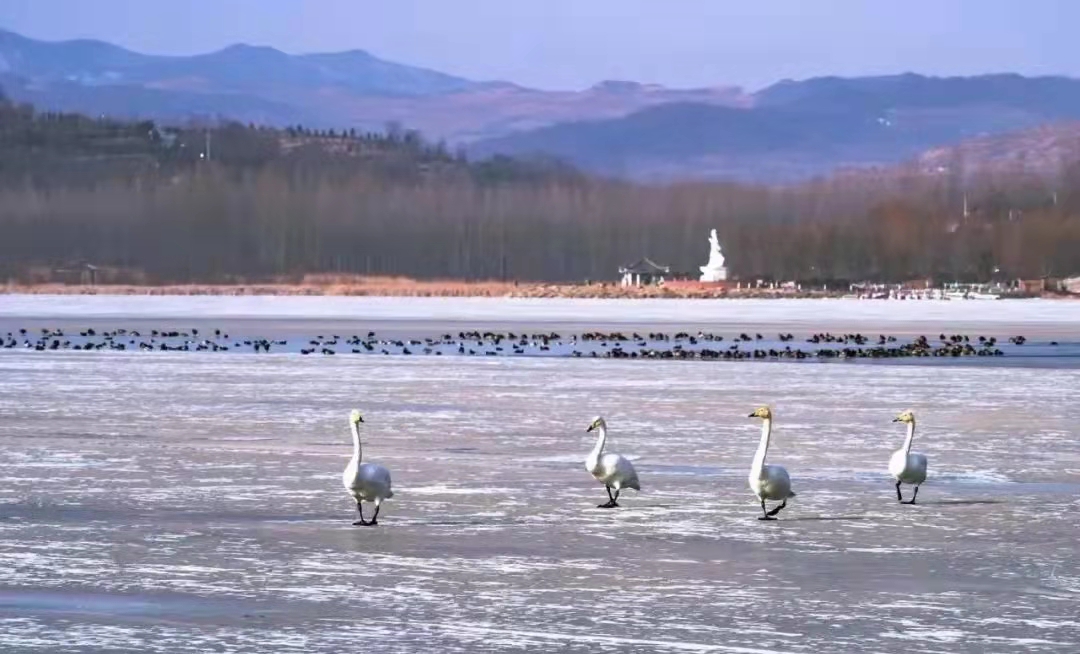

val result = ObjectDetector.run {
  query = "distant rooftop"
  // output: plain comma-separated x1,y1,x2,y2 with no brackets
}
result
618,257,670,274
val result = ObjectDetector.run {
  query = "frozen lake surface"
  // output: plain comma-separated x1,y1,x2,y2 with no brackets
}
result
0,297,1079,652
4,294,1080,334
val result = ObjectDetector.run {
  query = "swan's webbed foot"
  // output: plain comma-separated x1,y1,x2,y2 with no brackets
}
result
353,502,372,526
353,505,381,525
758,498,775,520
598,486,620,508
901,486,919,505
765,499,787,517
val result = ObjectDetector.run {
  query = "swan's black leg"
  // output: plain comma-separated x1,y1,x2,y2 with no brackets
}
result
611,488,621,508
766,499,787,517
895,480,903,503
353,502,369,526
598,486,616,508
902,486,919,505
758,498,775,521
369,504,380,525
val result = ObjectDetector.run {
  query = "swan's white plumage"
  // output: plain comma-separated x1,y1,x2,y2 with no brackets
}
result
889,410,928,485
889,450,928,485
751,463,793,501
342,410,393,511
588,451,641,491
585,417,641,492
747,406,795,513
343,459,394,504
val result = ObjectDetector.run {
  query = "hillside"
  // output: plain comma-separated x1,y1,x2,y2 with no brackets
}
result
0,93,585,190
471,74,1080,182
0,29,746,142
912,121,1080,177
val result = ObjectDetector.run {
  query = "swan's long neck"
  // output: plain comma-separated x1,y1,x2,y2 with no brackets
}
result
751,419,771,473
350,422,363,464
590,423,608,460
901,421,915,455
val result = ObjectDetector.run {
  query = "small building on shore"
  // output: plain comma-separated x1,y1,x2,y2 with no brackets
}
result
618,258,670,287
51,262,99,285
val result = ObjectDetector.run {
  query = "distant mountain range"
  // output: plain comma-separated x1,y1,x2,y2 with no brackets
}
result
471,74,1080,181
4,29,1080,182
0,29,745,143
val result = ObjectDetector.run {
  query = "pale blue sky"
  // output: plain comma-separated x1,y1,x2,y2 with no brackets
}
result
0,0,1072,90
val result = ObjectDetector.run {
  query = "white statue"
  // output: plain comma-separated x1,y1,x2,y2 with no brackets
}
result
699,229,728,282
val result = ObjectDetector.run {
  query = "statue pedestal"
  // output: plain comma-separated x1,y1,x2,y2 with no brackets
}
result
700,266,728,282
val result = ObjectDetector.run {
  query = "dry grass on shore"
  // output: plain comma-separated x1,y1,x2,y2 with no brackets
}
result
4,277,1075,300
1,274,816,299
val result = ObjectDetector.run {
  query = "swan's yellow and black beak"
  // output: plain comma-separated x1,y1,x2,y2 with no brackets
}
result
586,424,595,432
747,412,755,418
892,417,901,422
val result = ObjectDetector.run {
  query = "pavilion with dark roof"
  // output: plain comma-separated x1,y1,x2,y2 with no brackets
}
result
618,258,670,287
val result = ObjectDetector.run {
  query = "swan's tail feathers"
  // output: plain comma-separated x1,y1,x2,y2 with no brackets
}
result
788,490,797,498
385,490,394,499
629,481,641,491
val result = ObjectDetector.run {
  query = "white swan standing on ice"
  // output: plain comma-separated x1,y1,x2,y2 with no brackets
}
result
889,410,928,504
342,409,393,526
747,406,795,520
585,417,640,508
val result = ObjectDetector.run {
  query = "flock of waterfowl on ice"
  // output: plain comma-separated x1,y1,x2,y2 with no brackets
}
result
342,406,928,525
3,326,1044,360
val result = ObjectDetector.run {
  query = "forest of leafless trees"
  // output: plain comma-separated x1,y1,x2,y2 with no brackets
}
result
2,95,1079,284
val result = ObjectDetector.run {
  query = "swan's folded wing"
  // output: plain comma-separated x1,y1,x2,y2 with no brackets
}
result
358,463,393,494
615,455,641,490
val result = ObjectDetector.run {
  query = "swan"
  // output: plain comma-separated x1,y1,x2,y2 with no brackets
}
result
889,410,928,504
342,409,393,526
747,406,795,520
585,417,640,508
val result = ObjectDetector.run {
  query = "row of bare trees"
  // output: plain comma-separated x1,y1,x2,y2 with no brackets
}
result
1,103,1079,283
4,163,1080,283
